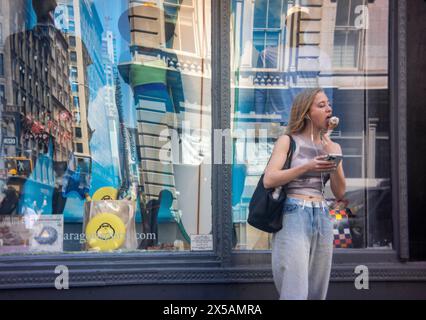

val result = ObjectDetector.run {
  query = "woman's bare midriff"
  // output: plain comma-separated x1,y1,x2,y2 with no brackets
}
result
286,193,325,202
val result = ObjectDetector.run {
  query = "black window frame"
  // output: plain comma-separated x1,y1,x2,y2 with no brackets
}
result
75,142,83,153
0,53,4,76
0,0,420,290
74,126,82,138
70,51,77,62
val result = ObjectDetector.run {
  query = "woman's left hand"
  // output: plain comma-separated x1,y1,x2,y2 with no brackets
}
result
322,132,342,154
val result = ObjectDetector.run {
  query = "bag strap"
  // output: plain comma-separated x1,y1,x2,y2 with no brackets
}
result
282,135,296,170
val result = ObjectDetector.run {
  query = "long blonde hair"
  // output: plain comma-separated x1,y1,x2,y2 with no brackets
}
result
286,88,324,135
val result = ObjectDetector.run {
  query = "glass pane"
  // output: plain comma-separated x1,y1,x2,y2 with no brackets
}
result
265,31,279,48
164,5,179,49
231,0,392,250
336,0,350,26
0,0,212,254
267,0,283,29
252,31,266,67
333,30,360,68
178,8,196,53
332,30,346,68
253,0,268,29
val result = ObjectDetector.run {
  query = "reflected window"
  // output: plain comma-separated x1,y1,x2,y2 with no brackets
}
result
0,85,4,101
76,143,83,153
252,0,284,68
75,127,82,139
69,36,76,47
164,0,196,53
70,51,77,62
73,96,79,108
333,0,367,69
71,82,79,93
70,66,78,80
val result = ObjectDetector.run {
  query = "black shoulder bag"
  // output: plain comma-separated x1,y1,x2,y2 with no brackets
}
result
247,135,296,233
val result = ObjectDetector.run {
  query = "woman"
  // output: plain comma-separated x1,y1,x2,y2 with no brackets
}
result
263,88,346,300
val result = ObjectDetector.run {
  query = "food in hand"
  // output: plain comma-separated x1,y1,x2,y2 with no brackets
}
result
328,116,339,130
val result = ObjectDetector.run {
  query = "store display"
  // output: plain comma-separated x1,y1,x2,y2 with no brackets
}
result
34,226,58,245
92,187,118,201
0,216,31,253
83,200,137,251
62,153,92,200
30,215,63,252
329,205,353,249
0,215,63,253
85,213,126,251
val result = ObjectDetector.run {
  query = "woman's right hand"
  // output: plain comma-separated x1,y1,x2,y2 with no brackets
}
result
303,156,337,173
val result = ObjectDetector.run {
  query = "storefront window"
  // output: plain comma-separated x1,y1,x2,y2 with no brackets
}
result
231,0,392,250
0,0,212,254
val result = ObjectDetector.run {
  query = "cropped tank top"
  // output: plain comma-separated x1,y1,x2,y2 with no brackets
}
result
285,134,330,197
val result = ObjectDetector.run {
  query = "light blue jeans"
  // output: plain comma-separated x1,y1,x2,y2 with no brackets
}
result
272,197,334,300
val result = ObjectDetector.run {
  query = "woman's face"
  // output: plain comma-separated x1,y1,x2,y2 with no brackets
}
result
307,92,333,130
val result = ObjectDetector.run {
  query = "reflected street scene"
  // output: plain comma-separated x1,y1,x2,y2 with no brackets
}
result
0,0,212,253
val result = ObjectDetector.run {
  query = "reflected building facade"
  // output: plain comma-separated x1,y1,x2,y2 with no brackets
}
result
1,0,73,182
102,29,121,187
55,0,92,160
119,0,212,247
54,0,121,221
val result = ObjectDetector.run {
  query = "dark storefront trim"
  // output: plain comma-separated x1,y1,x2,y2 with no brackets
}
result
391,0,409,261
1,253,426,290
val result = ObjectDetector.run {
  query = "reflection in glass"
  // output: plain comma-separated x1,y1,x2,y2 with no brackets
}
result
231,0,392,250
0,0,211,254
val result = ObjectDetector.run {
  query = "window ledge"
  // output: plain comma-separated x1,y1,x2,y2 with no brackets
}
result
0,254,425,289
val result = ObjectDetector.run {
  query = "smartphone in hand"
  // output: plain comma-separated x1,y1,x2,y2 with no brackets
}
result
323,154,343,167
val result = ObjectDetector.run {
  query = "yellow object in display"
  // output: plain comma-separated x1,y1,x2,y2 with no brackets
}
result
85,213,126,251
91,187,118,201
